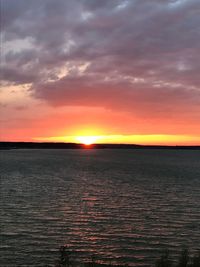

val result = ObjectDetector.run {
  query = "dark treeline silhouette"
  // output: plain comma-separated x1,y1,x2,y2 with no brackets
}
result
1,142,200,150
55,246,200,267
155,249,200,267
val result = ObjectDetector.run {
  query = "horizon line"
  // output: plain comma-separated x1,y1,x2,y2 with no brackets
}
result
1,141,200,148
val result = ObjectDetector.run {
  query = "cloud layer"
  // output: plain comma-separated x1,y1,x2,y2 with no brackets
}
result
1,0,200,138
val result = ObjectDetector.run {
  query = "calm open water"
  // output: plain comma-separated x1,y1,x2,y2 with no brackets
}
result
0,149,200,267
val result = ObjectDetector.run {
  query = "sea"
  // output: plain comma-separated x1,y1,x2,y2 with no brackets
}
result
0,149,200,267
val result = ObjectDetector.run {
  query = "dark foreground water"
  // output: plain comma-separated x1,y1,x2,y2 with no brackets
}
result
0,149,200,267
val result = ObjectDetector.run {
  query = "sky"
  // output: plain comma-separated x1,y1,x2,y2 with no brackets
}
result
1,0,200,145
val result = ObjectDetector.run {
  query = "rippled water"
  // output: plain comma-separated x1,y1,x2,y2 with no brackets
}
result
1,149,200,267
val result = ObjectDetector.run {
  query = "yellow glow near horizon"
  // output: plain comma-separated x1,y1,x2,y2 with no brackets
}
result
34,134,200,145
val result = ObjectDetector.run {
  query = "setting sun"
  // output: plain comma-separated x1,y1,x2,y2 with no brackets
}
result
76,136,101,145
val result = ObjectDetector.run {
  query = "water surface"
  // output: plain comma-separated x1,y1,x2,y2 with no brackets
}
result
1,149,200,266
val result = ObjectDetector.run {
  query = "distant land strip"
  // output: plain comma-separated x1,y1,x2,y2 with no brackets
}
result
0,142,200,150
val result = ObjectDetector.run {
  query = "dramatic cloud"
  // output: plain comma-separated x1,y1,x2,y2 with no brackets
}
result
1,0,200,142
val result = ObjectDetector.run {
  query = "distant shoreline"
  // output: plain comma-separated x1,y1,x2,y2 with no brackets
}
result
0,142,200,150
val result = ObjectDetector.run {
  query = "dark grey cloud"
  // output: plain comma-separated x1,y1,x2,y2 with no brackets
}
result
1,0,200,120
